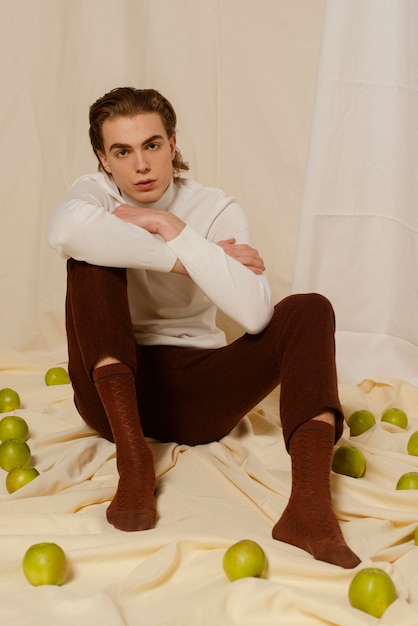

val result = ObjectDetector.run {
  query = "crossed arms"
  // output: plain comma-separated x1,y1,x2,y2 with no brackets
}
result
113,204,265,276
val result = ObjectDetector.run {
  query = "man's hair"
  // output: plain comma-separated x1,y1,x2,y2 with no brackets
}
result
89,87,189,176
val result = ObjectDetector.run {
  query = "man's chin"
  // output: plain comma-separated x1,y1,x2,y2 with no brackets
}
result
126,189,162,206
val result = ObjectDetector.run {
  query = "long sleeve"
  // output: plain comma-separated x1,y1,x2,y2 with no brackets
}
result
163,178,275,334
48,175,177,272
167,225,274,333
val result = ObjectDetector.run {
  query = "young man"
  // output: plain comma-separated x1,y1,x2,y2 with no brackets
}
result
48,87,360,569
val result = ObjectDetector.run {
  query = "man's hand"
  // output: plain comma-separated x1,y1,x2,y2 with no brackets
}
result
217,238,265,275
114,204,185,241
114,204,188,275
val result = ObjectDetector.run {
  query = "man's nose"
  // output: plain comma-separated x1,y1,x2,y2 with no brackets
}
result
134,151,150,173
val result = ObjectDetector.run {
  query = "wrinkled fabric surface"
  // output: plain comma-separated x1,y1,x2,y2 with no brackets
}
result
1,352,418,625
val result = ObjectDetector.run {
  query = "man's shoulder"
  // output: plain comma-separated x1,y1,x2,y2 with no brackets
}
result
175,177,230,203
71,172,120,197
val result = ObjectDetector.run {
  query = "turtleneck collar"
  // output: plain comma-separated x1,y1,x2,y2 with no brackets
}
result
120,179,175,211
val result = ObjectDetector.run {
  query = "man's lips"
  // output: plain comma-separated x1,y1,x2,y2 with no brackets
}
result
135,179,156,190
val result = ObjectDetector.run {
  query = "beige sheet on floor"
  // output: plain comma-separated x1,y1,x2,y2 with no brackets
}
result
1,352,418,625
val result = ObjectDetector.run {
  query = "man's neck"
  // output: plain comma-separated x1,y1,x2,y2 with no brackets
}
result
121,179,175,211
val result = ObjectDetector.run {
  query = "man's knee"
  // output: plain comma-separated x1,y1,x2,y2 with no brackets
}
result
276,292,335,324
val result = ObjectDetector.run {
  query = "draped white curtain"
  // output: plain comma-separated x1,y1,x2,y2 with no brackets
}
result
292,0,418,386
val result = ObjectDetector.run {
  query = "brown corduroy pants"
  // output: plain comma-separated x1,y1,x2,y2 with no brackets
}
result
65,259,344,449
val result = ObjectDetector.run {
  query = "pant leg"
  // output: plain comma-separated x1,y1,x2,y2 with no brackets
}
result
65,259,342,449
136,294,344,449
65,259,138,440
273,293,343,446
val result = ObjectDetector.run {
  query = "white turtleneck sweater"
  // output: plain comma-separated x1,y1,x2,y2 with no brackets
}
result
48,173,274,348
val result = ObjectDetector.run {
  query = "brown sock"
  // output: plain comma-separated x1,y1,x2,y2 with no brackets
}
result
93,362,156,532
272,420,360,568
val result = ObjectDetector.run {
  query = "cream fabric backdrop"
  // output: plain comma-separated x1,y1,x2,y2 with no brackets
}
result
0,0,325,358
292,0,418,386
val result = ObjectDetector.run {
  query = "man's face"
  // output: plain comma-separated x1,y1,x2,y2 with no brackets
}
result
98,112,176,204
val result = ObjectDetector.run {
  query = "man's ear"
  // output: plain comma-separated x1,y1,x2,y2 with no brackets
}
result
97,151,112,174
169,135,177,159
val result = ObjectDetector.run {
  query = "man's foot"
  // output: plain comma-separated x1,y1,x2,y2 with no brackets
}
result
93,362,157,532
106,477,157,531
272,505,360,568
273,419,361,569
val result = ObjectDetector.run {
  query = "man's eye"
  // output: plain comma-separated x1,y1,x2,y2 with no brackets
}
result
147,143,159,151
116,150,127,157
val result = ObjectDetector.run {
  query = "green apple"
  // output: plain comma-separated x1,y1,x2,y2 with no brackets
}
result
45,367,70,386
332,444,366,478
407,431,418,456
347,410,375,436
396,472,418,490
22,542,69,586
348,567,397,618
6,466,39,493
0,388,20,413
223,539,267,581
381,407,408,429
0,415,29,442
414,525,418,545
0,439,31,471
